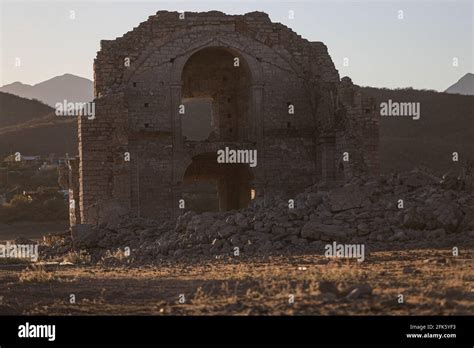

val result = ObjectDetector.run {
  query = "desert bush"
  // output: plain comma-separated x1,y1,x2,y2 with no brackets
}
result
19,265,56,283
0,188,67,222
63,250,91,265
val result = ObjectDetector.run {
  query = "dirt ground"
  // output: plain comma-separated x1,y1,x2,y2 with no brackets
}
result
0,247,472,315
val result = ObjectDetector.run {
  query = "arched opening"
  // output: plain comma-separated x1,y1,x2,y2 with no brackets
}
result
181,47,251,142
182,153,254,213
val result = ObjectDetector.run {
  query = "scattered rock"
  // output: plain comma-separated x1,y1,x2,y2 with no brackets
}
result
39,166,474,264
345,283,373,299
301,221,321,240
389,230,406,242
70,224,97,248
318,280,339,295
328,185,369,212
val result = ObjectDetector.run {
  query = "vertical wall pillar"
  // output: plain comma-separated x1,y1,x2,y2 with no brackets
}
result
171,83,183,220
250,83,265,199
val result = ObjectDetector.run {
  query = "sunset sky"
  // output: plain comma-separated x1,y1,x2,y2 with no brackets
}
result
0,0,472,91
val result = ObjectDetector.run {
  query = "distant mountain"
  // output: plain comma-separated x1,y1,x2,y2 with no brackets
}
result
0,118,77,158
0,92,53,127
0,92,77,158
362,86,474,174
1,80,473,173
0,74,93,107
445,73,474,95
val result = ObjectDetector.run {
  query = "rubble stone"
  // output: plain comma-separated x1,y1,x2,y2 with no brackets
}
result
39,166,474,264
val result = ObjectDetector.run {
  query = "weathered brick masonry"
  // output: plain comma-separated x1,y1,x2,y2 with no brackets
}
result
76,11,379,225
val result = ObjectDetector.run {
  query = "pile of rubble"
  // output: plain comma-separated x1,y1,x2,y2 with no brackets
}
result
40,167,474,264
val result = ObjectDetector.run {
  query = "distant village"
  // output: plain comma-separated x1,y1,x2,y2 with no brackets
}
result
0,153,72,222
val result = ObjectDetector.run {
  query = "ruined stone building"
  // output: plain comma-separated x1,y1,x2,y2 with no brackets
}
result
74,11,379,225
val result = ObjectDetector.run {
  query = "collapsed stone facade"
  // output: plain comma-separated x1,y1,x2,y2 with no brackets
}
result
76,11,379,225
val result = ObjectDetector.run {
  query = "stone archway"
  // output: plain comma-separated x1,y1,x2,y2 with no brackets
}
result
182,152,254,213
168,38,265,155
180,47,252,142
170,43,265,218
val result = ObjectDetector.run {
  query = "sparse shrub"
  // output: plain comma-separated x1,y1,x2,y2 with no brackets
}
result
19,265,56,283
63,250,91,265
99,248,131,266
0,188,67,222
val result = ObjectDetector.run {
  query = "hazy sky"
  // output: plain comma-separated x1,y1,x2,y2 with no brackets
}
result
0,0,472,91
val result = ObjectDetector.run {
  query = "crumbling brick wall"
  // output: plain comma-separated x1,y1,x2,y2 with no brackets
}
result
77,10,379,225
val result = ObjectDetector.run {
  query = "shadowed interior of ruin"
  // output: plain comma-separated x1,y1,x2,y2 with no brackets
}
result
181,98,213,141
182,153,254,213
180,47,254,212
181,47,251,142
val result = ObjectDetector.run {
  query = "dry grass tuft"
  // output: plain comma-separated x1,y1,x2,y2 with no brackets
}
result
19,265,56,283
63,250,91,265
